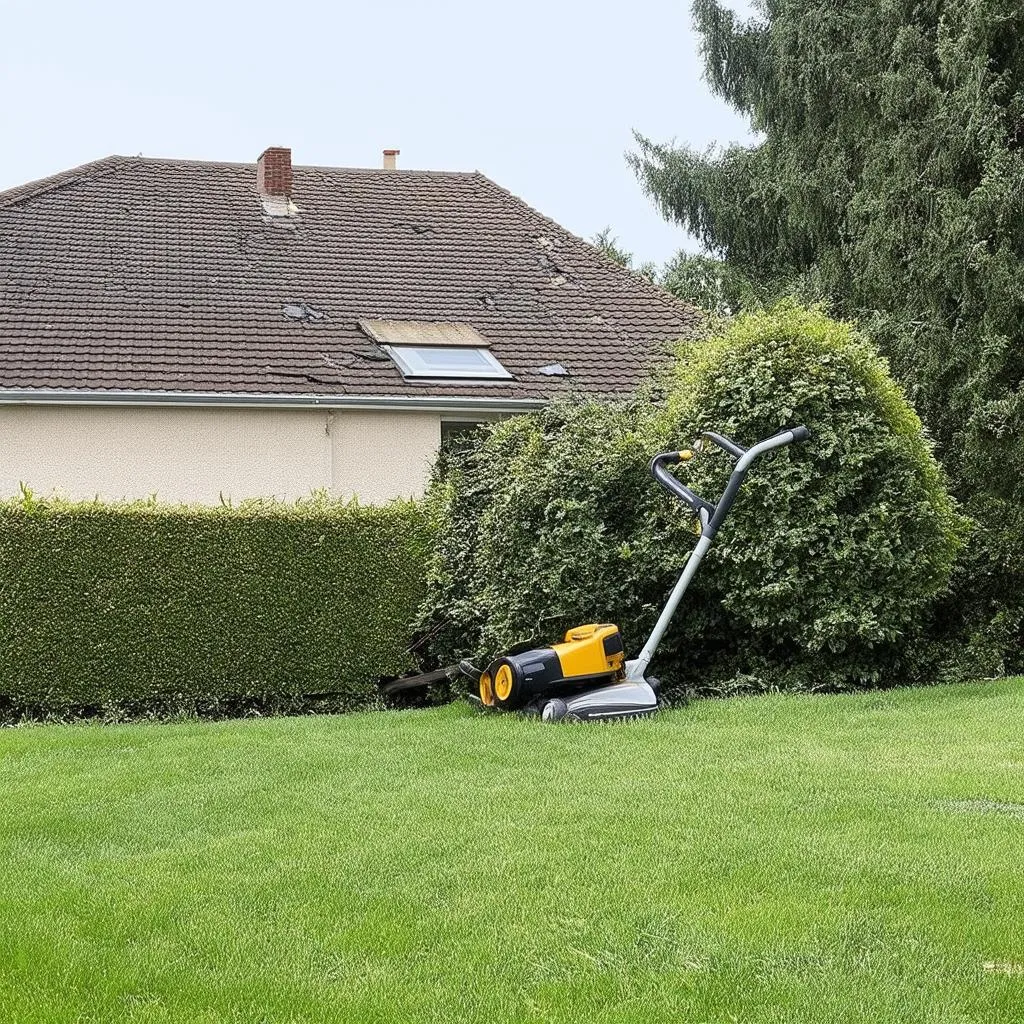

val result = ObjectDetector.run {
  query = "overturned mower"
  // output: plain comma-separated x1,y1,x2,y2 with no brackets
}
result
460,426,810,722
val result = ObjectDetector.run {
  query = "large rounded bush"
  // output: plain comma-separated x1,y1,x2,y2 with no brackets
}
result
418,304,965,693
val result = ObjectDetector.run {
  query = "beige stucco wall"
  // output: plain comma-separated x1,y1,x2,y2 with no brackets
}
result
0,405,442,504
328,409,442,504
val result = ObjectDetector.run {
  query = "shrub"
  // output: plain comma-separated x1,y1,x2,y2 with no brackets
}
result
417,303,966,693
0,493,432,721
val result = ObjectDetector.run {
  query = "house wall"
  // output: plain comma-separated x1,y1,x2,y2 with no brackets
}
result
0,405,442,504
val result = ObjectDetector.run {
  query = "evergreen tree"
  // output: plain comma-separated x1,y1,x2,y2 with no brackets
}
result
660,251,761,317
591,227,658,282
631,0,1024,668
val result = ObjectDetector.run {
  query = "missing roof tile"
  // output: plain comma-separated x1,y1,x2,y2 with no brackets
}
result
352,344,392,362
282,302,324,322
394,221,436,236
538,363,569,377
261,196,301,219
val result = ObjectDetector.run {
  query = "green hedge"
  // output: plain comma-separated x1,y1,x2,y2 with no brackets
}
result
0,493,432,721
417,303,967,694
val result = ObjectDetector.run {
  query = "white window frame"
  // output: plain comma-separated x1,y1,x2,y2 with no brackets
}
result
383,344,512,380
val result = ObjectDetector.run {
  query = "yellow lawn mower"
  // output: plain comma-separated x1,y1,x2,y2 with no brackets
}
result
459,425,810,722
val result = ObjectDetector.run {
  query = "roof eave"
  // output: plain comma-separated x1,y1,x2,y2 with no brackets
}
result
0,388,548,415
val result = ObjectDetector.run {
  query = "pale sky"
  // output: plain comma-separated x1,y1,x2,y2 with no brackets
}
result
0,0,755,269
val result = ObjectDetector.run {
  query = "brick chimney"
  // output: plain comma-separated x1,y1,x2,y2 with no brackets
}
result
383,148,400,170
257,146,292,196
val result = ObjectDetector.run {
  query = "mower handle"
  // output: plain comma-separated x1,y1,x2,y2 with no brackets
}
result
700,425,810,462
650,425,809,538
649,453,715,520
700,431,746,458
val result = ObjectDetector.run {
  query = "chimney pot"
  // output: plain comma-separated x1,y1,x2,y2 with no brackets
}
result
383,148,400,170
257,146,292,197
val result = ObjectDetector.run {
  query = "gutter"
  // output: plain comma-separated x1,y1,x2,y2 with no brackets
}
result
0,388,547,415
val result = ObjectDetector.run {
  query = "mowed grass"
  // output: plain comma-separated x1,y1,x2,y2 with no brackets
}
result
2,682,1023,1023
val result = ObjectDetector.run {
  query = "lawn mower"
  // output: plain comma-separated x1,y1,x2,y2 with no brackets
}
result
458,425,810,722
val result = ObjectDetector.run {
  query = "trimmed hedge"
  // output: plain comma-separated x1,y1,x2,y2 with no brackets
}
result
417,303,967,694
0,492,432,721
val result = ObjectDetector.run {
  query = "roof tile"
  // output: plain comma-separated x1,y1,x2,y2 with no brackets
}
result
0,155,698,400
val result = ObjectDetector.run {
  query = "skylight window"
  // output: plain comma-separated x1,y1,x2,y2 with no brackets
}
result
357,319,513,381
384,345,512,380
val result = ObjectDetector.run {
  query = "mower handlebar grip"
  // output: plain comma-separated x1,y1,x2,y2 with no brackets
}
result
700,426,810,460
649,452,715,516
700,431,747,458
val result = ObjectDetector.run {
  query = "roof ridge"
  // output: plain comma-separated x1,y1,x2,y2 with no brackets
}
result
107,154,480,178
468,172,700,325
0,155,479,210
300,164,478,178
0,156,132,213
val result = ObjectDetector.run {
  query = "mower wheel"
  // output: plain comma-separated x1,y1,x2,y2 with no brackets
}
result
478,669,495,707
491,658,520,709
542,698,569,723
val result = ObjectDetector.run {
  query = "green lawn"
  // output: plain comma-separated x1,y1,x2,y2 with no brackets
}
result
2,682,1023,1023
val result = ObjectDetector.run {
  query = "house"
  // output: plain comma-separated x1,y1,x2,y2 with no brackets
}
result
0,147,697,504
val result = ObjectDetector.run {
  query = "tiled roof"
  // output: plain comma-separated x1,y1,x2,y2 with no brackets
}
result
0,155,698,402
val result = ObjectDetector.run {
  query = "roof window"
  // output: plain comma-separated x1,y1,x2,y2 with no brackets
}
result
358,319,512,380
384,344,511,380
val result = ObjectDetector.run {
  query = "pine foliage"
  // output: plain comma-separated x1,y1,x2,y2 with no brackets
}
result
631,0,1024,667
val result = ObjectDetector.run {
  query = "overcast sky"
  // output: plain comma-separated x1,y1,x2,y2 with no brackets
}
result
0,0,755,269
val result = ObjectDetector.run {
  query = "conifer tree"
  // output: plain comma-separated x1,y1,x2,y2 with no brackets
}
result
632,0,1024,666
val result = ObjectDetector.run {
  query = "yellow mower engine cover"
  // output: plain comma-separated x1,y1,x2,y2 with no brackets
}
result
479,623,626,710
